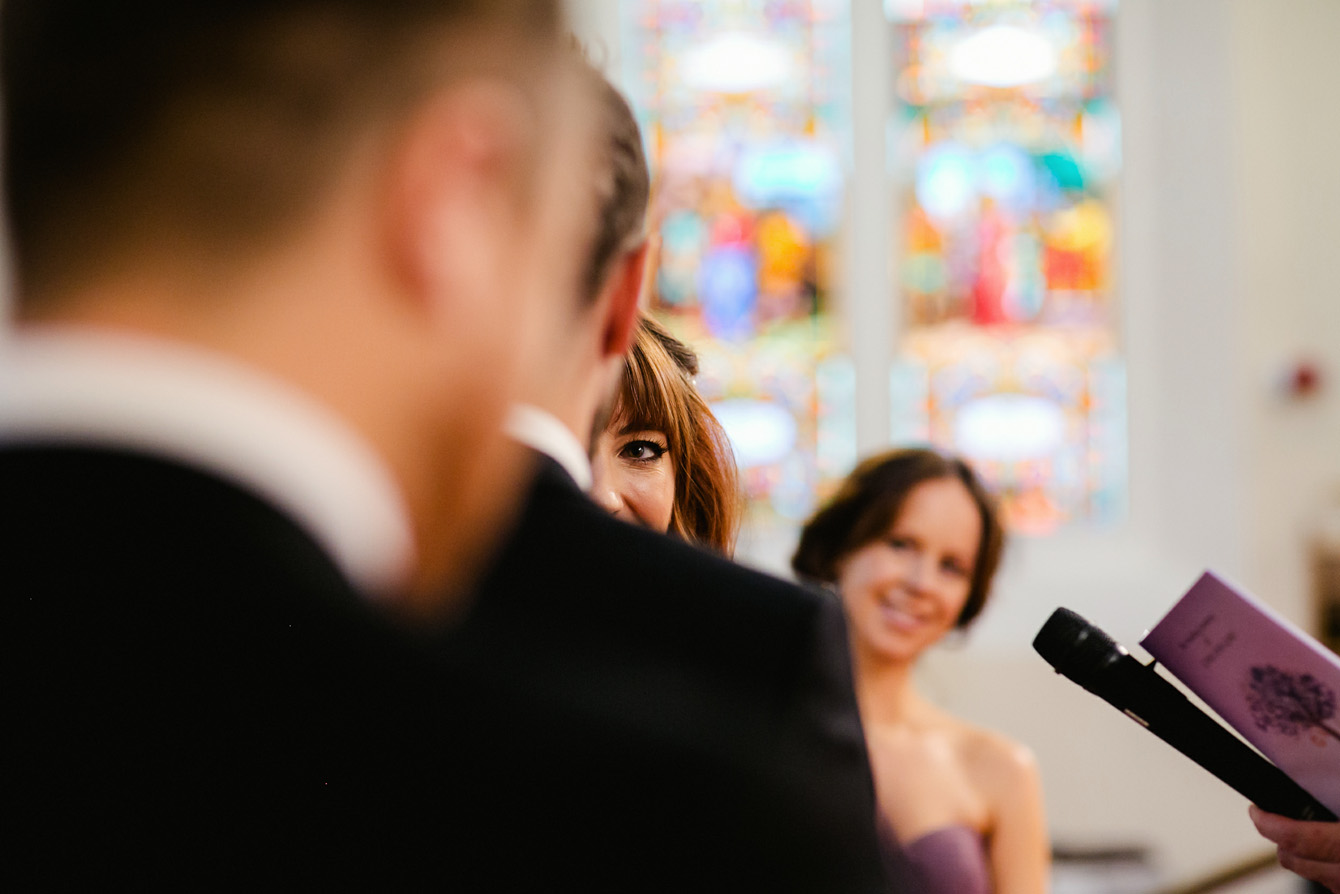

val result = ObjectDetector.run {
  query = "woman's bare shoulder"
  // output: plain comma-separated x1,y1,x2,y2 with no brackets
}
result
947,719,1042,795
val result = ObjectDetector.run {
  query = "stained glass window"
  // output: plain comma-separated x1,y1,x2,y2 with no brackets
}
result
621,0,856,545
887,0,1126,535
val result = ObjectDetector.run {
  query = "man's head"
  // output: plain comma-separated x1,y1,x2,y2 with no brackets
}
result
4,2,562,302
578,63,652,308
524,56,652,446
3,1,596,613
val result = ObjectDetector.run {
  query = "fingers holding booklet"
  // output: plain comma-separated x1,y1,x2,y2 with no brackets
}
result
1249,805,1340,893
1036,570,1340,889
1141,570,1340,890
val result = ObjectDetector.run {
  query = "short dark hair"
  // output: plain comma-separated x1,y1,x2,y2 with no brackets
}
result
2,1,562,303
575,62,650,302
791,447,1005,630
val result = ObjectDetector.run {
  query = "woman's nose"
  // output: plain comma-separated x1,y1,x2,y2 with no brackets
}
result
594,485,624,515
903,553,936,593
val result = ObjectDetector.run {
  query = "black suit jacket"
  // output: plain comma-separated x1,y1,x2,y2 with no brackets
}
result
6,444,887,890
2,445,542,887
445,455,888,891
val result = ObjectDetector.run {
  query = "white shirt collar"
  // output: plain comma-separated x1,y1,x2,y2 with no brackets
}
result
0,328,415,596
504,404,592,490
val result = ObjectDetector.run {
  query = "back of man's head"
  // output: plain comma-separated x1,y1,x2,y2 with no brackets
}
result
577,61,650,305
2,1,559,304
1,0,593,609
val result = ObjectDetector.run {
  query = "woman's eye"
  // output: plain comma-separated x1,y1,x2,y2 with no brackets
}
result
941,560,969,578
619,439,667,462
885,537,913,551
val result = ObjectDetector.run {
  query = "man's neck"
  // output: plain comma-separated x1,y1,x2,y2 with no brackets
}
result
517,356,610,464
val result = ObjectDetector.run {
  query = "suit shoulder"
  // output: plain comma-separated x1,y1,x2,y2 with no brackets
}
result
487,468,830,669
523,465,817,604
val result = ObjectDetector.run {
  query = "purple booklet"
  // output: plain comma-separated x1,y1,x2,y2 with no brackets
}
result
1141,571,1340,815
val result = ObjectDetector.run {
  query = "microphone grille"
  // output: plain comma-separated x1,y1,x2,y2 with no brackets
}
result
1033,607,1122,681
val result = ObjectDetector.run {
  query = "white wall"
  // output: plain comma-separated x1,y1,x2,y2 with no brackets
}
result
1233,0,1340,631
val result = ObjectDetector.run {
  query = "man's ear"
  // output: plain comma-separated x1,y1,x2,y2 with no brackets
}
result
600,239,652,360
383,79,534,315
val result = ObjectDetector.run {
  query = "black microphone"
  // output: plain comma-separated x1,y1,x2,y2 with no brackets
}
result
1033,607,1336,822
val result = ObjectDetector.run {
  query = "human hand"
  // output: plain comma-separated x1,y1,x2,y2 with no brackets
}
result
1250,804,1340,893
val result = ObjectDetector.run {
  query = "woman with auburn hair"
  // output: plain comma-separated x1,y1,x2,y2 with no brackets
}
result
591,314,740,555
793,447,1049,894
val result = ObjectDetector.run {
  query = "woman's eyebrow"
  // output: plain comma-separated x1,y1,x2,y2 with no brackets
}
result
618,423,664,437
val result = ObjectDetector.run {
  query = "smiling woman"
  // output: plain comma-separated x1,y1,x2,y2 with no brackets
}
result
793,448,1049,894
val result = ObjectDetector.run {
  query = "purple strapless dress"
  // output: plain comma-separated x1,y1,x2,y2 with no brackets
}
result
877,817,992,894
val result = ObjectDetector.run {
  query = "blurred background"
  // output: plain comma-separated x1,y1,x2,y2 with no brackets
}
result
571,0,1340,891
1,0,1334,890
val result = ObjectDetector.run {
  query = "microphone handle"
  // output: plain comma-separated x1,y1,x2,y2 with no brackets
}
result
1097,654,1336,821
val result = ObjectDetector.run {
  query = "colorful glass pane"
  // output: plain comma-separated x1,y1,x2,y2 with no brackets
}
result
621,0,855,536
889,0,1126,535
